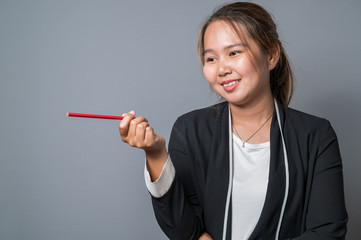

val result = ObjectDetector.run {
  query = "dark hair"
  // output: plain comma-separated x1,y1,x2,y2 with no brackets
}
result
197,2,294,106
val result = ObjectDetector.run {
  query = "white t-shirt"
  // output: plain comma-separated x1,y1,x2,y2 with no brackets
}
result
231,133,270,239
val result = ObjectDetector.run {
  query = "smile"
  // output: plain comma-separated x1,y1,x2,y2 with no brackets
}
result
222,80,239,87
221,80,241,92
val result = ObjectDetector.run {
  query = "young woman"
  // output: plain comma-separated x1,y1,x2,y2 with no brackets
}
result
119,2,348,240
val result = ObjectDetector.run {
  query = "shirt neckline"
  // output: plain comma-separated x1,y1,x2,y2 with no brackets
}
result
232,133,270,149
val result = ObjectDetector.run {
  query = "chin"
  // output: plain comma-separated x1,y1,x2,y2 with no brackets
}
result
222,92,247,103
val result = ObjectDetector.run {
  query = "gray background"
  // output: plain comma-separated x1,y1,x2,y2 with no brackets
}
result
1,0,360,239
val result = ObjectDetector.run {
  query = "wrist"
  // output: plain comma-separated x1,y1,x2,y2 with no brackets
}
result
145,146,168,163
145,147,168,181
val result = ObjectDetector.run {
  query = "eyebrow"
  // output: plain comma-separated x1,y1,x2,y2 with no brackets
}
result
203,43,245,56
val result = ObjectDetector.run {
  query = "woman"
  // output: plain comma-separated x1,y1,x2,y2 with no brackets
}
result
119,2,348,240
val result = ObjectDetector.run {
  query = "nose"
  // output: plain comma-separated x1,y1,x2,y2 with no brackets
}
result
218,59,231,77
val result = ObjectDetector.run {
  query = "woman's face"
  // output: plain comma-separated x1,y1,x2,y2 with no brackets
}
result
202,20,273,107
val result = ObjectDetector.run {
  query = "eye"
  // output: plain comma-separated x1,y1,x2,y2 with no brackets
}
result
230,51,241,56
205,57,216,63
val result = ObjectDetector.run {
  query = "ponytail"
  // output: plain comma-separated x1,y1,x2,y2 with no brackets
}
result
270,43,294,106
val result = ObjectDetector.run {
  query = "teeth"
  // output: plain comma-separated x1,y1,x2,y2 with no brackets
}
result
223,80,239,87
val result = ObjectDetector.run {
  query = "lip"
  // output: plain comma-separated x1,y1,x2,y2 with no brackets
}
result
221,79,240,92
221,79,239,85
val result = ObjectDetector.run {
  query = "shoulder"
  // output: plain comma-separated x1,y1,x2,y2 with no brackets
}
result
179,101,227,121
285,107,331,129
173,102,228,128
169,102,228,149
283,107,337,148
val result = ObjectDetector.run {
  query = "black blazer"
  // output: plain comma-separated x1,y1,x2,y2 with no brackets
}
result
151,102,348,240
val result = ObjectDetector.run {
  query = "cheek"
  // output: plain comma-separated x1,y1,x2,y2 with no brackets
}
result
203,65,217,84
236,56,254,74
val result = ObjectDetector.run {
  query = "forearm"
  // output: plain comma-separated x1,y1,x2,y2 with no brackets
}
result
149,116,204,239
145,156,204,239
144,155,175,198
151,178,204,240
145,147,168,181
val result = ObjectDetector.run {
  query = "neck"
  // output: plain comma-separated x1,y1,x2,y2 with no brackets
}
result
229,94,274,126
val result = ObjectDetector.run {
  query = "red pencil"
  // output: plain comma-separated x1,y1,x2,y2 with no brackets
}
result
67,112,124,120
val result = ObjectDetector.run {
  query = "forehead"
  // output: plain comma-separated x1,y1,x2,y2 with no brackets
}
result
203,20,248,48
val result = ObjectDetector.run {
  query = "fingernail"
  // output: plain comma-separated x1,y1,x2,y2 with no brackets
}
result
130,110,135,114
122,113,126,117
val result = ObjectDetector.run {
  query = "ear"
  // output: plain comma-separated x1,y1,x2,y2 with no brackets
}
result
268,43,280,70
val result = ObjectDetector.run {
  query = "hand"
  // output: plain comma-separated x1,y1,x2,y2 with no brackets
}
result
119,110,168,180
119,111,163,151
199,232,213,240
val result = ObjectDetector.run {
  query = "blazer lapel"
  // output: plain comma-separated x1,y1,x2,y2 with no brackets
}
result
203,103,232,240
248,102,287,239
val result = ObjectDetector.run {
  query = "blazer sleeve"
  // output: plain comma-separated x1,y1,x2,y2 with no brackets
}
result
289,121,348,240
151,116,204,240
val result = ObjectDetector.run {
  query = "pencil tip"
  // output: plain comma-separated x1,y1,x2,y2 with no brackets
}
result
66,112,69,117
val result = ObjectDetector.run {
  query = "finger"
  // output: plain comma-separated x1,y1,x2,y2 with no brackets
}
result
135,122,149,146
119,111,136,139
127,118,138,141
131,116,148,125
144,126,156,147
128,116,148,141
138,121,150,132
119,111,135,129
199,233,212,240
